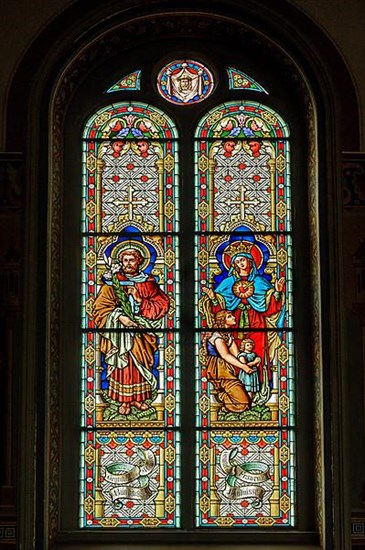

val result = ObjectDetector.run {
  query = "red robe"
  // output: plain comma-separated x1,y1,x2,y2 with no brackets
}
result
93,275,169,404
212,285,283,384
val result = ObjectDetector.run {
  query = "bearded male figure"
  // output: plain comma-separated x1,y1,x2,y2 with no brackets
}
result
93,248,170,415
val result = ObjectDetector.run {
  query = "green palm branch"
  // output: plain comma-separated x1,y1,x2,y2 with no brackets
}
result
112,274,136,321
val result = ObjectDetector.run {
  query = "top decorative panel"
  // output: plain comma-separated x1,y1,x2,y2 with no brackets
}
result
157,60,214,105
83,102,178,140
195,101,290,139
106,70,141,93
227,67,268,94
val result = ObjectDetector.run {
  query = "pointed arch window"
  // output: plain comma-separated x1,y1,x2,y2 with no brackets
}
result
194,102,293,527
81,102,181,527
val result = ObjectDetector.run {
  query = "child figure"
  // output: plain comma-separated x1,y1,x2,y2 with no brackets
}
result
237,338,261,398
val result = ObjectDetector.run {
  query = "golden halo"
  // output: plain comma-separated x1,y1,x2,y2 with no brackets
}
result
110,240,151,272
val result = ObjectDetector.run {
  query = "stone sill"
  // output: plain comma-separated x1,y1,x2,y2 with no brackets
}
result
51,530,321,550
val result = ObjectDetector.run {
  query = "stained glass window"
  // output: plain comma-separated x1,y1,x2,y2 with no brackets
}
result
81,102,181,527
106,70,141,92
227,67,268,94
80,96,295,530
194,101,294,527
157,60,214,105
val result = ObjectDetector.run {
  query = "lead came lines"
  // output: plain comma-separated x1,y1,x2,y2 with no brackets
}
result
213,144,273,231
101,145,161,231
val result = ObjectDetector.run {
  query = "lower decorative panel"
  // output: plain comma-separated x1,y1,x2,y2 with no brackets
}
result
195,429,295,527
80,430,180,528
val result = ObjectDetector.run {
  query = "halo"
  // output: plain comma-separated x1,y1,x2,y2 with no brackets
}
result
222,240,264,271
110,240,151,272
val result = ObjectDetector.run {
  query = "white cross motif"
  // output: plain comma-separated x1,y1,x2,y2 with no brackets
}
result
226,185,260,221
113,185,148,220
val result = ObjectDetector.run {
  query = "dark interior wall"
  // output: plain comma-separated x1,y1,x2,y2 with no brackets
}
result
1,0,363,146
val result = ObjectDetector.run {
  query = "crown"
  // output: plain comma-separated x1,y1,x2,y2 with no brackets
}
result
224,241,253,258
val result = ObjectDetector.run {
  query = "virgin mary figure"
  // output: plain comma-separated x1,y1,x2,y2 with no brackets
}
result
202,250,285,386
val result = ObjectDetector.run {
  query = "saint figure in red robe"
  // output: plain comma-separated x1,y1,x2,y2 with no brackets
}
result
93,248,170,415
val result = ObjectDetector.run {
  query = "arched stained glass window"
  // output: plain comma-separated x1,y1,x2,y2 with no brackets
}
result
80,97,295,530
81,102,181,527
194,101,293,527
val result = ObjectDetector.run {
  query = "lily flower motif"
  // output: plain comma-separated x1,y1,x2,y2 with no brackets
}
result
125,114,136,126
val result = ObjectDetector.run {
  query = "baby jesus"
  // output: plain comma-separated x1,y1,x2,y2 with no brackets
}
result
237,338,261,398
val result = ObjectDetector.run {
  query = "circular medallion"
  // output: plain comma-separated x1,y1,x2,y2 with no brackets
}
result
157,60,214,105
232,280,254,299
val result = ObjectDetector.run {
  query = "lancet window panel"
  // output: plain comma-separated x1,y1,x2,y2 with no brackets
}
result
195,232,293,330
195,139,290,233
81,331,181,429
81,234,180,330
81,102,181,528
194,101,295,528
195,101,291,234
